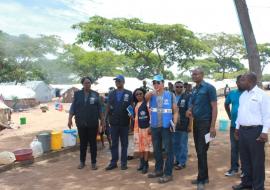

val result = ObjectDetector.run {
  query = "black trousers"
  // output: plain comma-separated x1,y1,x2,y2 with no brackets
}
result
193,119,210,182
77,126,98,164
239,126,265,190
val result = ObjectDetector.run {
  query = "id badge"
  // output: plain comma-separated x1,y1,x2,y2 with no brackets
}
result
90,97,95,104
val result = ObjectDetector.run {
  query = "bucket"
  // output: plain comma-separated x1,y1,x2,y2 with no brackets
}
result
20,117,26,125
62,129,77,147
219,119,229,131
13,149,33,161
51,131,62,151
37,132,51,152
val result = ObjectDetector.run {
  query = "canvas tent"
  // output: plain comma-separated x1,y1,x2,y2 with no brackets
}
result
24,81,53,103
0,100,11,125
92,76,151,94
0,85,37,109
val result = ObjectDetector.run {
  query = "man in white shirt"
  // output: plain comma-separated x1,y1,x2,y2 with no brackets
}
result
232,73,270,190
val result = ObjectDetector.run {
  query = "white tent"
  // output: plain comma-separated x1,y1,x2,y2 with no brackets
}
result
0,85,37,109
92,76,145,94
0,85,36,100
23,81,53,103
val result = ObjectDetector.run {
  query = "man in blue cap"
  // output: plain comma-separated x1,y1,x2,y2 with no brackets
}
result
105,75,133,170
145,74,178,183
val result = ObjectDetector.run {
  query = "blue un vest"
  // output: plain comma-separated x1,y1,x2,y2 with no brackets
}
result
135,101,150,129
150,91,173,128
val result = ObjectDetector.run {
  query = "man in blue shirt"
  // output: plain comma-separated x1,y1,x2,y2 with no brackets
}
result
224,75,243,177
187,68,217,190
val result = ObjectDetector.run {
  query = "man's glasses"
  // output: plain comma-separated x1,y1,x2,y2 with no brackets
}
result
152,81,161,85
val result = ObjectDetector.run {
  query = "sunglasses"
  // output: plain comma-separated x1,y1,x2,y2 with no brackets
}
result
135,92,143,96
152,81,161,85
175,86,183,88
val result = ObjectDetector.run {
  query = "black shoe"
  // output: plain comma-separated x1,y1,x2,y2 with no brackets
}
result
121,165,128,170
137,158,144,171
77,162,85,169
191,179,209,185
232,183,252,190
127,155,134,160
148,171,163,178
91,163,97,170
141,160,148,174
105,164,117,171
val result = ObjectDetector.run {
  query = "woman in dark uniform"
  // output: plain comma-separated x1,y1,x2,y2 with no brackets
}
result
68,77,105,170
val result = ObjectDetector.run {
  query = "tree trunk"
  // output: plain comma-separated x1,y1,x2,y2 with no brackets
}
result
222,68,225,80
234,0,262,85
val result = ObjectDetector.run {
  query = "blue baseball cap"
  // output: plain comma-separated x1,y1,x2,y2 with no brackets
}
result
152,74,164,82
113,75,125,82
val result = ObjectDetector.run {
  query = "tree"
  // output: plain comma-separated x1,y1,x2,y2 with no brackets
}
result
0,31,62,83
73,16,206,78
183,58,219,77
258,43,270,73
201,33,245,79
63,45,124,81
234,0,262,84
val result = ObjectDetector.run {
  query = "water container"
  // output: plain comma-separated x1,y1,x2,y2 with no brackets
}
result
62,129,77,147
51,131,62,150
30,138,43,158
37,132,51,152
20,117,26,125
219,119,229,131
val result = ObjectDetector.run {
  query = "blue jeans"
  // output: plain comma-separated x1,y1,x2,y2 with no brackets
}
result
173,131,188,166
151,127,173,176
230,127,239,171
110,125,129,166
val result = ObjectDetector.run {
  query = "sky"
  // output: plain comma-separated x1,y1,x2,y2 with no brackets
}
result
1,0,270,73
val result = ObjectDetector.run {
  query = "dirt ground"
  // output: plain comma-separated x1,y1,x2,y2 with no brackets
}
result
0,97,269,190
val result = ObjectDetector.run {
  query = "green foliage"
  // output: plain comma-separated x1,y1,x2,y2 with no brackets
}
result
201,33,245,79
63,45,124,81
0,31,62,83
183,58,219,77
73,16,207,77
262,74,270,81
213,69,248,80
258,43,270,72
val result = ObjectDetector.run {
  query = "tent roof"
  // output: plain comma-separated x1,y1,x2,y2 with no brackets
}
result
0,101,11,110
0,85,36,100
23,81,52,90
92,76,145,93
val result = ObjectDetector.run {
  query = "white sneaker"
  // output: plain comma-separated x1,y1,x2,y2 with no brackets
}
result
225,169,238,177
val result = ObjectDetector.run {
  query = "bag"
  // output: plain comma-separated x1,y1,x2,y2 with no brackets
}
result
0,151,16,165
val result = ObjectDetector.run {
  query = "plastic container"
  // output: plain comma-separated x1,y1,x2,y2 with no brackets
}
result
0,151,16,164
37,132,51,152
13,149,33,161
219,119,229,131
30,138,43,158
62,129,77,147
51,131,62,150
20,117,26,125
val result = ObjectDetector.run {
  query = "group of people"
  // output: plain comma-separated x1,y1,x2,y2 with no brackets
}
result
68,69,269,190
